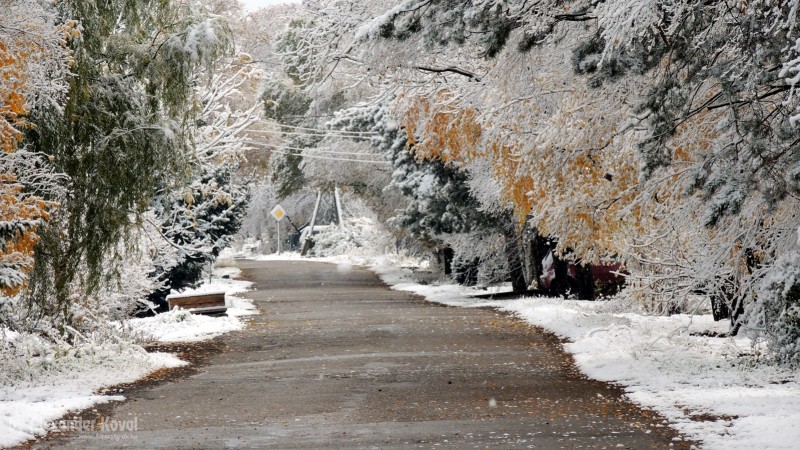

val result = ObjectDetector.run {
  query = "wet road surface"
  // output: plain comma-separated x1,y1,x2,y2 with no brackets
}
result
35,260,694,449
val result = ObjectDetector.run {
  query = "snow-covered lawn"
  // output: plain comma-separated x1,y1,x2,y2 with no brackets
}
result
294,251,798,450
0,266,255,448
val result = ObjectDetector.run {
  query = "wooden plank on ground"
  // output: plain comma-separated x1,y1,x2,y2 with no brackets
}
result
166,291,227,316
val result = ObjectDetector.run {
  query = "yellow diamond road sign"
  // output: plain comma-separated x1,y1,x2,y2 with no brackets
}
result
270,205,285,221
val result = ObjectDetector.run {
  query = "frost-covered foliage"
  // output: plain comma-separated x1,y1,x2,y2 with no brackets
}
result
0,1,71,299
146,164,249,310
0,0,72,126
390,153,487,246
194,53,265,164
0,149,63,299
240,181,280,247
24,0,233,330
584,0,800,226
443,231,509,286
0,327,149,386
307,216,391,258
260,73,320,198
749,250,800,367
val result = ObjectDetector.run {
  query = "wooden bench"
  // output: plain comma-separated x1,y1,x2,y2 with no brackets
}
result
166,291,227,316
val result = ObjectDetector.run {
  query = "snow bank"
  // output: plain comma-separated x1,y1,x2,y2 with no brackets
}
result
0,340,184,448
0,266,256,448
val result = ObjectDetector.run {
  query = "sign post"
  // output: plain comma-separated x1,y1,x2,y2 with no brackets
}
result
270,204,286,254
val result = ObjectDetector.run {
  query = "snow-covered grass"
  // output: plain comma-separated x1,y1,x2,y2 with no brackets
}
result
0,347,183,448
0,266,255,448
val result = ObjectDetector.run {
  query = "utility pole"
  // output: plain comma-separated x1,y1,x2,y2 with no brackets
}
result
309,189,322,237
301,190,322,256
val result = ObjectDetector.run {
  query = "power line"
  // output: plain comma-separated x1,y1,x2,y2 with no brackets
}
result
244,128,373,140
268,148,390,165
241,141,389,164
242,140,386,157
259,122,379,136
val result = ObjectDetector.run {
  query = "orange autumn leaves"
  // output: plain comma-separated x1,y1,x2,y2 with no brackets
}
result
397,94,641,261
399,95,532,221
0,38,54,296
401,93,481,164
0,41,29,153
0,174,52,296
397,89,726,263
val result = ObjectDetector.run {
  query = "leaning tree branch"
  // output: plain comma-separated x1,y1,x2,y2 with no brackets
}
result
413,65,482,81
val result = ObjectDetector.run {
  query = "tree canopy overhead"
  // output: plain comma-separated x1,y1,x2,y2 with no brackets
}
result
261,0,800,363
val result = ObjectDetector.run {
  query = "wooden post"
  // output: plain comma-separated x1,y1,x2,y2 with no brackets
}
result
309,189,321,236
334,185,345,230
301,190,322,256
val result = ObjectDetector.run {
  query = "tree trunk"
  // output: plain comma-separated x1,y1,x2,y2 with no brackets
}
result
438,247,454,275
528,230,552,291
548,257,571,297
503,224,528,293
570,262,594,300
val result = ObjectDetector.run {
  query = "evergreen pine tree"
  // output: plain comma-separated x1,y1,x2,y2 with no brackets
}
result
147,164,249,310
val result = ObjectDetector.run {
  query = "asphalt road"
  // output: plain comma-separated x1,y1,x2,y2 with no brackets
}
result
36,260,693,449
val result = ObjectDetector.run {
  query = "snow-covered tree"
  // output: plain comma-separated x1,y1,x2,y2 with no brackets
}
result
147,164,249,310
0,1,70,300
141,48,260,310
23,0,233,331
751,247,800,367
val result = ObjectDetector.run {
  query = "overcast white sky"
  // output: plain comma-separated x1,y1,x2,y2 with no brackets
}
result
239,0,301,11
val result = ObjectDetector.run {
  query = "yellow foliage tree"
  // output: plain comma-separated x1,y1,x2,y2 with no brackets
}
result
0,12,69,295
0,174,52,296
0,41,29,152
399,93,481,164
397,86,643,264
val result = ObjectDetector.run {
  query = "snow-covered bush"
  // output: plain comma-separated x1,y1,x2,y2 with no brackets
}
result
0,323,150,386
307,216,391,258
748,251,800,367
307,225,359,257
443,231,508,286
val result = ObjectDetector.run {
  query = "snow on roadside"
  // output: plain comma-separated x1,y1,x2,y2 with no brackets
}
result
0,341,185,448
0,266,256,448
126,266,257,342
